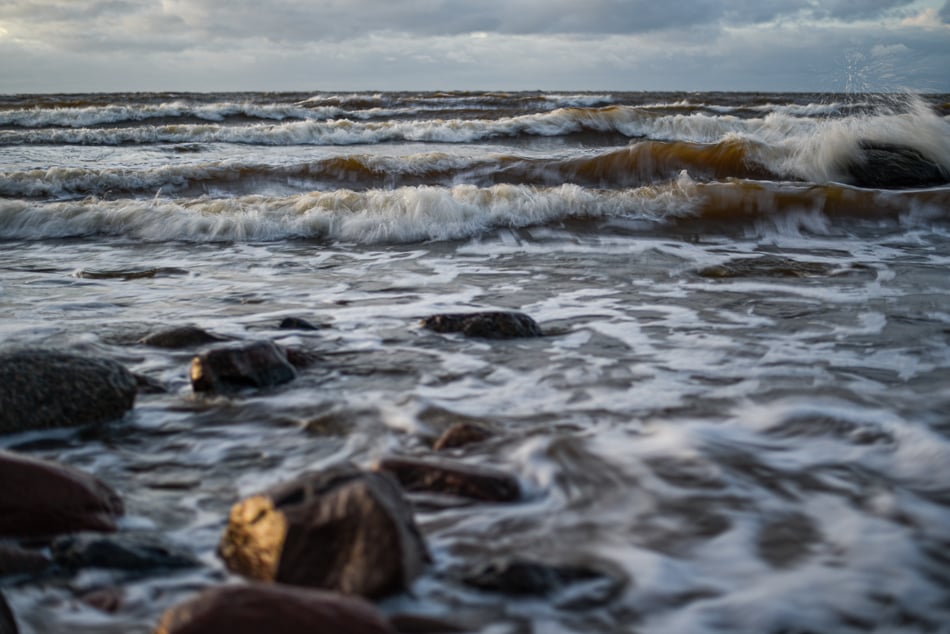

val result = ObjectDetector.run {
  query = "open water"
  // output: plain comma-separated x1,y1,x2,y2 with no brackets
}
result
1,91,950,633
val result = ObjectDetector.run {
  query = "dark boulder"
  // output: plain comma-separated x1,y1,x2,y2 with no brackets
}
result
697,255,834,279
463,558,626,609
0,590,17,634
0,350,136,434
190,340,296,394
0,451,124,538
218,463,428,599
433,423,493,451
844,141,949,189
0,543,51,578
421,311,543,339
139,326,230,349
51,532,199,573
155,583,395,634
375,457,519,503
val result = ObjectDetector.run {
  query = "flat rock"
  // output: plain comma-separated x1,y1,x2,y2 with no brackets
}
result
279,317,323,331
697,255,834,279
463,558,626,609
0,451,124,538
0,590,17,634
218,463,429,599
0,350,136,434
421,311,543,339
190,340,297,394
375,457,519,503
433,423,493,451
139,326,230,348
51,532,199,573
844,141,949,189
155,583,395,634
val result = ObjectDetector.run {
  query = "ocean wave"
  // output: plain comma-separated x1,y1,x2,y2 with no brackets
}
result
2,179,945,244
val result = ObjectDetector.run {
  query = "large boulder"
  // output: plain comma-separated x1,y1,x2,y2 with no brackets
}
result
375,457,520,503
155,583,395,634
421,311,543,339
844,141,949,189
0,451,124,538
218,463,429,599
190,340,297,394
0,350,136,434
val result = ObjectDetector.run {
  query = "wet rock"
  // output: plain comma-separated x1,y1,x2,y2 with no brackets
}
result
74,267,188,281
133,372,168,394
697,255,834,279
375,457,519,503
0,590,17,634
757,512,821,568
279,317,323,331
421,311,543,339
283,346,322,370
0,543,51,578
0,451,124,538
139,325,230,348
190,340,297,394
433,422,493,451
845,141,949,189
218,463,428,599
0,350,137,434
388,614,468,633
463,558,626,609
155,583,395,634
51,532,199,573
79,587,123,614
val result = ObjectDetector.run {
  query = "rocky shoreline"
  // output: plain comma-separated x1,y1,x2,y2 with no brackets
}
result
0,311,554,633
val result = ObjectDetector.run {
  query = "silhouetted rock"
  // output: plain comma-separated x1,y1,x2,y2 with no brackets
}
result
463,558,626,609
155,583,395,634
279,317,323,331
190,340,296,394
51,532,199,573
139,326,230,348
844,141,949,189
0,350,136,434
0,590,17,634
218,463,428,599
0,451,124,538
388,614,468,633
375,457,519,503
0,544,51,578
421,311,543,339
433,423,493,451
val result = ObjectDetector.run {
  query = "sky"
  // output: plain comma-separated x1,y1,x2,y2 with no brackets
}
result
0,0,948,93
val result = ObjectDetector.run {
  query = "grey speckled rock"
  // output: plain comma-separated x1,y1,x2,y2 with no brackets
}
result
421,311,543,339
0,350,136,434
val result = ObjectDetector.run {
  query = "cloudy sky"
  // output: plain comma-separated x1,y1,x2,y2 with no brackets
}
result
1,0,948,93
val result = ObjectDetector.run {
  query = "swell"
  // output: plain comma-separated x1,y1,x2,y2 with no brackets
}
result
2,180,946,244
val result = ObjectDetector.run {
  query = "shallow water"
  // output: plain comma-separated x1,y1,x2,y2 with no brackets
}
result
2,91,950,633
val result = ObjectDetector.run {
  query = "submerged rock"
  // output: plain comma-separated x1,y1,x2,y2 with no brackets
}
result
279,316,323,331
433,422,494,451
190,340,297,394
218,463,428,599
421,311,543,339
463,558,626,609
51,532,199,573
375,457,520,503
844,141,949,189
697,255,834,279
0,350,136,434
0,451,124,538
0,590,17,634
139,326,230,349
155,583,395,634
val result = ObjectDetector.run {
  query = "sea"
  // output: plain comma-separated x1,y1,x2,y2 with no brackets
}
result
1,91,949,633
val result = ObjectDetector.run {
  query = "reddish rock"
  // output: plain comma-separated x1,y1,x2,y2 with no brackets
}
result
218,463,428,599
154,583,394,634
0,350,136,434
421,311,543,339
0,451,124,538
375,457,520,503
190,340,296,394
433,423,493,451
